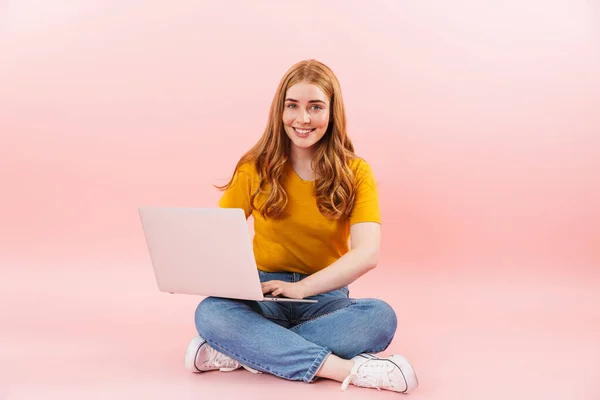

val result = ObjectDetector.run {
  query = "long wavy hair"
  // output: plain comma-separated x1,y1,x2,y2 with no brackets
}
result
217,59,358,219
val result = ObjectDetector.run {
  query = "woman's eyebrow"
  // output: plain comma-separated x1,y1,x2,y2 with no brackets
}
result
285,98,327,104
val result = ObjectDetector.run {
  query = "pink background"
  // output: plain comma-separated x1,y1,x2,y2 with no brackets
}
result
1,1,599,399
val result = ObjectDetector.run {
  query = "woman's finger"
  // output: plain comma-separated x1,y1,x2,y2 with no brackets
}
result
262,285,274,293
262,283,279,293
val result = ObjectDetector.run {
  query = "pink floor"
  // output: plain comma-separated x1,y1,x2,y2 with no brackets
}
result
2,256,598,400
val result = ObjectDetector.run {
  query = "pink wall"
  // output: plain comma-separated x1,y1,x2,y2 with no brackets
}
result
1,0,599,270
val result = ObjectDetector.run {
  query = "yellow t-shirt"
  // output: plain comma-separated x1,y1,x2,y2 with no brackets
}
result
218,158,380,275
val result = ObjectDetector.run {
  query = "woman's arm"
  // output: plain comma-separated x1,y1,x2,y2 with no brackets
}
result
298,221,381,297
261,222,381,299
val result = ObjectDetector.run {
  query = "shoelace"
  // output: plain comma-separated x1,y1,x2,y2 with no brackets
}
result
203,345,240,371
203,344,261,374
341,360,395,391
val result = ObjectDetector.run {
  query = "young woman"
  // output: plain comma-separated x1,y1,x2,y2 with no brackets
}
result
185,59,419,394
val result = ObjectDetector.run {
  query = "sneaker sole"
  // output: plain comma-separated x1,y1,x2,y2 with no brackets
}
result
184,336,207,372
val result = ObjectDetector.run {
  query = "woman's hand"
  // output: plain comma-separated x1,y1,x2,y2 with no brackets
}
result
261,280,307,299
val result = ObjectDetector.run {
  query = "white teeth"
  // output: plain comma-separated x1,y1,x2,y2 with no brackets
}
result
294,128,313,134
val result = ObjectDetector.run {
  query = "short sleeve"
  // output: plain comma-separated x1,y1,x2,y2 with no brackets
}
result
349,159,381,225
218,163,255,219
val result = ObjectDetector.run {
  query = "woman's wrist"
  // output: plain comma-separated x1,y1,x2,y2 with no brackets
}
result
296,280,311,298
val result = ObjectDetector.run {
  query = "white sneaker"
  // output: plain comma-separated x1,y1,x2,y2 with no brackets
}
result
341,353,419,393
184,336,260,374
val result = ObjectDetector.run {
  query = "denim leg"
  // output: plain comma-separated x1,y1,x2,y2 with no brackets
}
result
194,296,331,383
290,295,398,360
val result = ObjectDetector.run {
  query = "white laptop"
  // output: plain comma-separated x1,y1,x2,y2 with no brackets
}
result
138,207,317,303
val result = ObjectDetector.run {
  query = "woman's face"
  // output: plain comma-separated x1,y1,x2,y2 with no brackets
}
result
282,82,331,152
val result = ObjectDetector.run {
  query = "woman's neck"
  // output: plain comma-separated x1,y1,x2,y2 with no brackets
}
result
289,145,315,166
289,145,316,180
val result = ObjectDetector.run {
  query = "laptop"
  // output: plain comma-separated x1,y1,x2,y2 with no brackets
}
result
138,207,317,303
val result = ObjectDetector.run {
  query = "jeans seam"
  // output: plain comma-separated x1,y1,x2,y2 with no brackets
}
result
264,316,288,322
289,300,356,332
303,348,332,383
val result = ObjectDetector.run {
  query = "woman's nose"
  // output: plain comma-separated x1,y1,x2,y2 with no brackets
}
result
298,109,310,124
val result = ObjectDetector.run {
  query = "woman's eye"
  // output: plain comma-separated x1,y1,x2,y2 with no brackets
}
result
285,103,322,111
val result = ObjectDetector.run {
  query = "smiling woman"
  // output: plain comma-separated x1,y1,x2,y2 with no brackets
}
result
186,59,418,394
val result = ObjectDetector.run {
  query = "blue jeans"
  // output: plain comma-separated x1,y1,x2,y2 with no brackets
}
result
194,270,398,383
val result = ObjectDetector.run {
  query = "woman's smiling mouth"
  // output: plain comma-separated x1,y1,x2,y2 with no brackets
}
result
293,127,315,137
